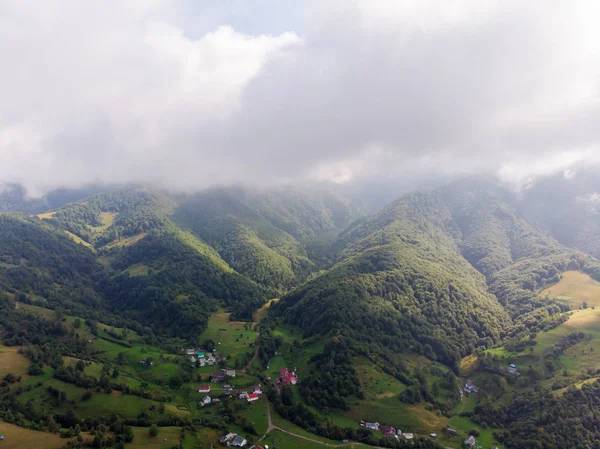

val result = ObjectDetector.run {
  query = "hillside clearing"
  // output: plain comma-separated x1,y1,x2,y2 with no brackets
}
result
0,420,67,449
541,271,600,307
0,343,29,378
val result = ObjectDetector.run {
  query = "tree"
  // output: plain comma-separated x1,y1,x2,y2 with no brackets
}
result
149,424,159,437
76,360,86,372
169,376,182,390
73,318,81,329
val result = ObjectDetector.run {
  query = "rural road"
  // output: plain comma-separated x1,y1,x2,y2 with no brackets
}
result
259,399,389,449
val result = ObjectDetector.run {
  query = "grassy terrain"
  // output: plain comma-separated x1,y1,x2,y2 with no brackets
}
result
124,263,150,276
198,312,257,366
64,230,94,249
0,343,30,378
126,426,181,449
89,212,117,233
36,211,56,220
0,420,67,449
261,429,335,449
541,271,600,307
102,232,147,250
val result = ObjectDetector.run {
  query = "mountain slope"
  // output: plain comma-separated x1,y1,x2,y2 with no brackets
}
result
173,186,359,291
274,180,600,369
276,190,511,368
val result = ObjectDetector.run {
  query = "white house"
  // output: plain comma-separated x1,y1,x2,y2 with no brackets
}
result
365,422,379,431
200,396,211,406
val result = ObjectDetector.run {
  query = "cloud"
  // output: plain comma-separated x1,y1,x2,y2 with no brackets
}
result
1,0,600,195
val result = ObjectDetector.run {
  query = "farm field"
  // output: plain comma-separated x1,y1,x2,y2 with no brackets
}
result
126,426,182,449
0,420,67,449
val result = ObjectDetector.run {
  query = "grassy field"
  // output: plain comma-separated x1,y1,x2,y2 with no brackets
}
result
64,230,94,249
541,271,600,307
37,211,56,220
102,233,147,250
126,426,181,449
199,312,257,365
0,420,67,449
89,212,117,233
124,263,150,276
261,429,335,449
0,343,30,378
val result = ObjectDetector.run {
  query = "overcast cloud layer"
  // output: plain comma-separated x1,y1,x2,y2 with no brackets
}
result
1,0,599,195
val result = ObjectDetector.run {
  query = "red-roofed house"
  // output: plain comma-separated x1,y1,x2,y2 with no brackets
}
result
281,375,297,385
379,425,397,436
247,393,259,403
280,368,290,377
198,385,210,393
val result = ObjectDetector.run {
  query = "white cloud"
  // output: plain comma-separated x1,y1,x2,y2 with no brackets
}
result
1,0,600,194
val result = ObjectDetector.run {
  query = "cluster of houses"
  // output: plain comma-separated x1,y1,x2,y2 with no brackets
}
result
276,367,297,386
459,379,478,400
219,433,268,449
198,383,263,407
359,421,414,440
186,348,221,367
211,369,236,382
219,433,247,447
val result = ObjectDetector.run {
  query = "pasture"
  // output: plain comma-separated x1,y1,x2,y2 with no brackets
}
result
199,312,257,365
126,426,181,449
0,420,67,449
541,271,600,307
0,343,29,378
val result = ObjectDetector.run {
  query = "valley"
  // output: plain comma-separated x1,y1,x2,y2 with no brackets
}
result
2,180,600,449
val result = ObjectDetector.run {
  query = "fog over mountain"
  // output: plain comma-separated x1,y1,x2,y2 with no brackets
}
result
1,0,600,196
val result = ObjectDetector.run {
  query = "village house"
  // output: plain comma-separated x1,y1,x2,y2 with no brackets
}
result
198,385,211,394
430,433,437,439
211,372,225,382
219,433,236,444
200,395,211,406
239,391,249,399
231,435,247,447
253,385,262,395
507,363,520,376
139,358,154,367
247,393,259,403
447,428,457,436
464,380,478,394
226,369,236,378
212,398,221,404
403,433,414,440
223,384,233,390
464,435,476,447
278,367,298,386
379,425,397,437
365,422,379,431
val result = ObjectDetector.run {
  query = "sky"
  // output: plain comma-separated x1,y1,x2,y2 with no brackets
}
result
1,0,600,196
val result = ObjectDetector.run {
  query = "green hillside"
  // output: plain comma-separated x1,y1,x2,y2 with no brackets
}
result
173,186,359,291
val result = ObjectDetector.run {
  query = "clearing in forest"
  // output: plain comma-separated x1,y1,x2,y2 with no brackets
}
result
541,271,600,307
0,420,67,449
0,344,29,378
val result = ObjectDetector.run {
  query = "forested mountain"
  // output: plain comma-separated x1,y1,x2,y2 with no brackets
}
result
0,185,359,340
173,186,360,290
274,179,600,367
